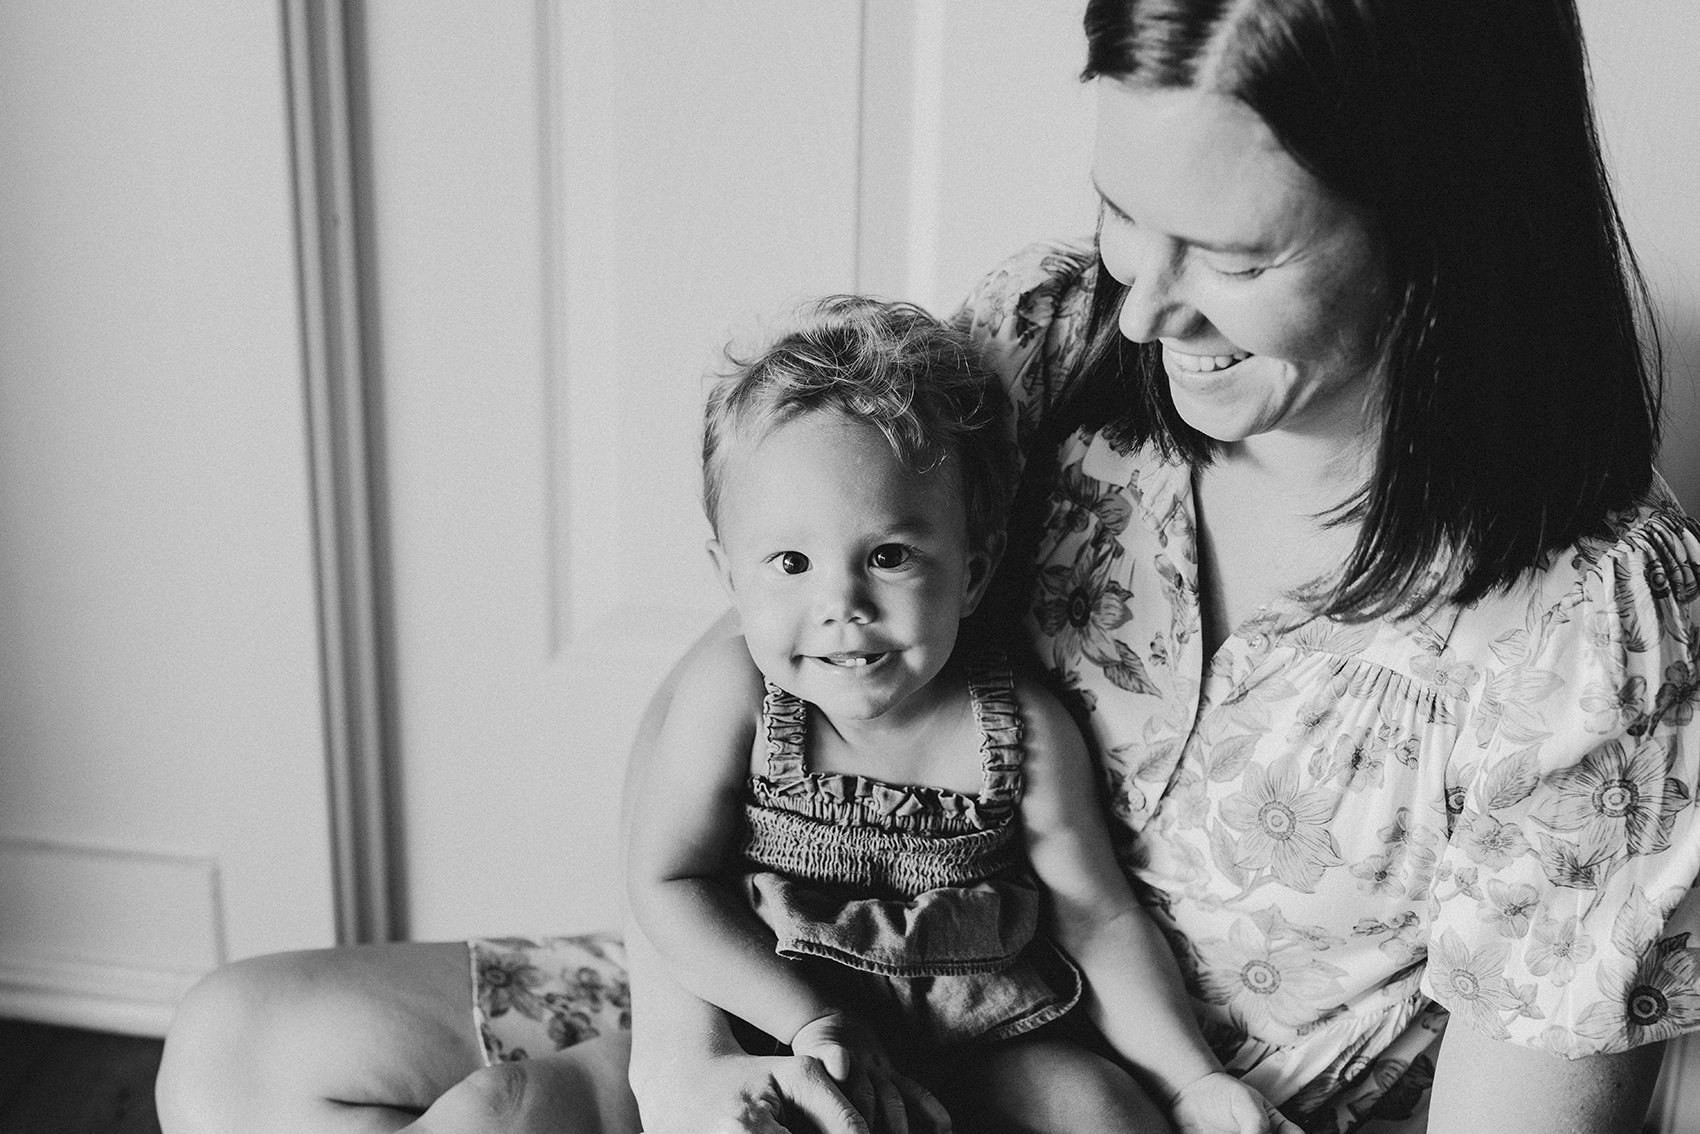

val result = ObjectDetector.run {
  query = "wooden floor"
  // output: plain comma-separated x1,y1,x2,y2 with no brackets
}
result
0,1019,163,1134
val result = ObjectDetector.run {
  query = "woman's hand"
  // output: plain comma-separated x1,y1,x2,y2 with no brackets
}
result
789,1011,953,1134
1169,1070,1301,1134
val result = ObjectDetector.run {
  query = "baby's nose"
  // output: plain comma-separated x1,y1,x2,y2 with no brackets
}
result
814,572,875,625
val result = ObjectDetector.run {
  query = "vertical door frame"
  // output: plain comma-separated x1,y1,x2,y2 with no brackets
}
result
280,0,399,944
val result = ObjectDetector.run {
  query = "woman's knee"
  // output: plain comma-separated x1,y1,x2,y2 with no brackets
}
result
157,953,309,1132
157,944,481,1133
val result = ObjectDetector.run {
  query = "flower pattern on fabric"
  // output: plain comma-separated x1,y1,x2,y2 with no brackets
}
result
471,935,629,1064
1196,913,1349,1041
956,242,1700,1131
1034,538,1135,670
1525,913,1596,985
1425,930,1534,1041
1218,756,1346,894
1572,932,1700,1052
475,943,551,1022
1530,738,1691,884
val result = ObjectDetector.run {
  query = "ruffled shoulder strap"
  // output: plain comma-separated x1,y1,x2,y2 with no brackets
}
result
964,649,1024,820
761,680,808,779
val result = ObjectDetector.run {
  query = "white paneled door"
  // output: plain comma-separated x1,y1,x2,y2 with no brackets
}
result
0,1,337,1034
358,0,1095,940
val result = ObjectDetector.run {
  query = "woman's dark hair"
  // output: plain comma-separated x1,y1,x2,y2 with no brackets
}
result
1072,0,1662,617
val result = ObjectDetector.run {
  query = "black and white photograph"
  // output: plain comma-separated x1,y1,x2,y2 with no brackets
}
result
2,2,1698,1132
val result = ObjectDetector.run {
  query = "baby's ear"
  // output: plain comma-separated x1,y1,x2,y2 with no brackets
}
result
961,530,1006,618
706,538,737,601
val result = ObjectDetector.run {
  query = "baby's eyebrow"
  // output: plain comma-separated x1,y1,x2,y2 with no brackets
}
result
1090,176,1272,257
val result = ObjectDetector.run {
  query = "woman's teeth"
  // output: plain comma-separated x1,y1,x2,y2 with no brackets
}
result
1167,348,1251,373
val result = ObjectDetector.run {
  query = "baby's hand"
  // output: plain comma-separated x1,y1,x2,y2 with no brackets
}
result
789,1011,952,1134
1170,1070,1300,1134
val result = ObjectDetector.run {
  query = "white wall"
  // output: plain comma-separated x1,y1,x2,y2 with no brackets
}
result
0,3,336,1034
1581,0,1700,513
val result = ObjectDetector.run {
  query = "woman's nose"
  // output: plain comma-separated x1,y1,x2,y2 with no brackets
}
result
1102,228,1189,343
1118,274,1180,343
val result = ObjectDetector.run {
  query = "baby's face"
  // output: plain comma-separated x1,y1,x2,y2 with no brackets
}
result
709,410,992,727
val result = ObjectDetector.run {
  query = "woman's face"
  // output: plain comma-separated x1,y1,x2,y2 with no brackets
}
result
1093,80,1389,448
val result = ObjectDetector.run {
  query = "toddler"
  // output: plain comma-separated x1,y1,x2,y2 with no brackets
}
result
625,297,1295,1134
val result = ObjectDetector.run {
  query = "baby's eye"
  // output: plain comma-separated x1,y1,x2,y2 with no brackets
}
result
869,544,911,569
777,551,809,575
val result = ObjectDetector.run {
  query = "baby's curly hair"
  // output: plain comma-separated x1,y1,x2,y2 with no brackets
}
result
702,295,1018,552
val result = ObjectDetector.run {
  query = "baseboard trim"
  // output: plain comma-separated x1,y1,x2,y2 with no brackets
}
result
0,952,199,1037
0,835,222,1038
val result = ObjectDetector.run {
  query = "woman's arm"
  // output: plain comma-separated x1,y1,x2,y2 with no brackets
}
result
1427,1023,1664,1134
624,633,839,1046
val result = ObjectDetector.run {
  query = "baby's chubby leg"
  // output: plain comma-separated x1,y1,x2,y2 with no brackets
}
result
934,1036,1173,1134
155,941,638,1134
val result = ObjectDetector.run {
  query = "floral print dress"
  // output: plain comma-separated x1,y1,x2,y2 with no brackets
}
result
951,241,1700,1131
472,241,1700,1132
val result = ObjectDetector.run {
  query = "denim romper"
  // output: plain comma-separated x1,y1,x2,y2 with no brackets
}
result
737,651,1082,1055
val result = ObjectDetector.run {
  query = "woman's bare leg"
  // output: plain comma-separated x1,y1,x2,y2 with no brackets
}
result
155,941,638,1134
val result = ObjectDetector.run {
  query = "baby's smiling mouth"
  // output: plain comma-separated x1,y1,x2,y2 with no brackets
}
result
816,651,888,668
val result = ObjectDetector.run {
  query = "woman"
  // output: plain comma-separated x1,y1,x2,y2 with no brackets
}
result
157,1,1700,1131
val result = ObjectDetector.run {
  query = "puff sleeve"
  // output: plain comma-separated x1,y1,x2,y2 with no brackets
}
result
1422,491,1700,1057
950,240,1098,449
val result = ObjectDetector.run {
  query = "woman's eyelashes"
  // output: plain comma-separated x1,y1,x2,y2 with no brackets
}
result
1203,258,1269,280
1097,201,1272,281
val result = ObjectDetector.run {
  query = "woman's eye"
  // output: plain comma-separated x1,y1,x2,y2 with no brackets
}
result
1096,198,1134,231
777,551,809,575
869,545,911,569
1204,258,1268,280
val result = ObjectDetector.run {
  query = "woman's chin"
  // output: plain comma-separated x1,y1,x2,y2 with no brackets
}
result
1168,394,1263,444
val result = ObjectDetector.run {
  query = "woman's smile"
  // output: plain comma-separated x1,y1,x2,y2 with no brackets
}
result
1164,345,1253,374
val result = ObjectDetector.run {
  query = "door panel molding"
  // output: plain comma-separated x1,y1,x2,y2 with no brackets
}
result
0,836,220,1036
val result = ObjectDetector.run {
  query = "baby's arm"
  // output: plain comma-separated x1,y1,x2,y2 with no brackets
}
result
624,635,837,1047
1016,673,1296,1134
